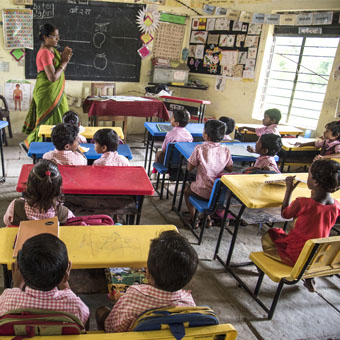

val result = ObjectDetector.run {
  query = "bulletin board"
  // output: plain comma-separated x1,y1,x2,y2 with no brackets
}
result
187,17,262,79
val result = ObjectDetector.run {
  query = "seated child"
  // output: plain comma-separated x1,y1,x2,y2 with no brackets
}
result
43,123,87,166
261,159,340,292
62,110,87,144
296,121,340,160
153,109,193,169
243,134,282,174
219,116,235,141
184,120,233,221
97,230,198,332
3,159,74,226
0,233,89,325
93,129,129,166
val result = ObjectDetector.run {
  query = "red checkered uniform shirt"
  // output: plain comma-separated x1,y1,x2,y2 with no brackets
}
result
0,287,89,325
3,198,74,227
104,284,195,333
254,155,280,173
43,149,87,166
93,151,129,166
77,134,87,144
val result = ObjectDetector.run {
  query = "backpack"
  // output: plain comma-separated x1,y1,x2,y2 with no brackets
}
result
0,308,85,340
64,214,114,226
131,306,219,340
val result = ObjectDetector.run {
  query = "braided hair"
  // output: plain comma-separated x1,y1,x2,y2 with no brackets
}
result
310,159,340,193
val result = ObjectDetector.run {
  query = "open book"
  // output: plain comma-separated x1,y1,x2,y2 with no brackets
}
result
156,124,173,133
13,217,59,258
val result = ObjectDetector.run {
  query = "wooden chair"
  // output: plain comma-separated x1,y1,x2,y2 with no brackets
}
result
0,95,12,146
90,83,128,139
234,236,340,319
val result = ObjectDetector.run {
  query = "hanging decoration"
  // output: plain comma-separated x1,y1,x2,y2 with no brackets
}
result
136,5,160,34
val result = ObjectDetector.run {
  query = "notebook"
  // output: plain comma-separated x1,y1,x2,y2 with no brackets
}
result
156,124,173,133
13,217,59,258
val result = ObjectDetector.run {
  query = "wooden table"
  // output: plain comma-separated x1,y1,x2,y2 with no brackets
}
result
38,125,124,141
17,165,154,224
0,225,177,288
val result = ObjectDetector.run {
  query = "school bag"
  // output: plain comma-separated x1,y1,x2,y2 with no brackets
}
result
131,306,219,340
0,308,86,339
64,214,114,226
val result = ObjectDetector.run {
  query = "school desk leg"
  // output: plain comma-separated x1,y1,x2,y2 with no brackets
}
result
171,155,183,210
144,132,150,169
147,138,155,177
136,195,144,225
177,166,188,213
3,265,11,288
0,128,5,182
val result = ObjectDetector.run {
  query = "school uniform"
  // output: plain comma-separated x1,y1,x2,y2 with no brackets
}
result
188,142,233,200
162,127,193,152
104,284,195,333
77,134,87,144
0,286,89,325
43,149,87,166
223,134,232,141
3,198,74,226
254,155,280,173
315,139,340,156
255,124,280,136
93,151,129,166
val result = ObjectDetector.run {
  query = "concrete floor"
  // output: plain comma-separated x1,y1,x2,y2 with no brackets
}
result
0,132,340,339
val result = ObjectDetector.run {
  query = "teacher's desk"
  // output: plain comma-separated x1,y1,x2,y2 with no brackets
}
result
0,225,177,288
17,165,154,224
28,142,132,164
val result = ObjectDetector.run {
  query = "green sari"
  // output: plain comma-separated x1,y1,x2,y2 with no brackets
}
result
23,48,69,147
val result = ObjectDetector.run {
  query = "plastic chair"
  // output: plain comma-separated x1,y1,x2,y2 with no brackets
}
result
235,236,340,319
153,143,181,199
89,83,128,139
0,95,12,146
189,179,228,245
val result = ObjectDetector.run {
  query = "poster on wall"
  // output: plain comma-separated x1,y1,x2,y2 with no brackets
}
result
4,81,32,111
2,9,33,50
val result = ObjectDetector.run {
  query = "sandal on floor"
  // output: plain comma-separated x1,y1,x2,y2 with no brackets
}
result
303,278,317,293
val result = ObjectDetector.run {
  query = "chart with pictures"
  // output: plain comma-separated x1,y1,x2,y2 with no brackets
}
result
187,17,262,79
153,22,186,61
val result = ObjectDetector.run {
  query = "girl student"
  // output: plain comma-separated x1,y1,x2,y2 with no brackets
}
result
62,110,87,144
261,159,340,292
296,121,340,160
3,160,74,226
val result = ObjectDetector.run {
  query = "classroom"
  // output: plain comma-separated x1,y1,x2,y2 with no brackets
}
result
0,0,340,339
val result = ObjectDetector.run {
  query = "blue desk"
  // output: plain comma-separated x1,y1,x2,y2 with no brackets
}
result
0,121,8,182
28,142,133,164
172,142,278,213
144,122,204,176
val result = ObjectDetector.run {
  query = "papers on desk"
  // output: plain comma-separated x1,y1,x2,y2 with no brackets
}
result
79,146,90,153
265,178,307,185
88,96,151,102
227,145,259,158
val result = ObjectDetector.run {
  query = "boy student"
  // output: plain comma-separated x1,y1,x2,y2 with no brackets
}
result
93,129,129,166
43,123,87,165
243,134,282,174
0,234,89,325
96,230,198,333
184,119,233,222
152,109,193,173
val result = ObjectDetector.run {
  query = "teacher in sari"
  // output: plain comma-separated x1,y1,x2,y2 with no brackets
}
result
22,23,73,148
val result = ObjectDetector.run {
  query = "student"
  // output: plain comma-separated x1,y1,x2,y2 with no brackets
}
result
3,160,74,226
62,110,87,144
153,109,193,172
261,159,340,292
93,129,129,166
296,121,340,160
96,230,198,332
43,123,87,166
0,233,89,325
243,134,282,174
184,120,233,222
219,116,235,141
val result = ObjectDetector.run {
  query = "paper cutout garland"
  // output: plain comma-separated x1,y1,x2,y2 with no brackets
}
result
136,5,160,34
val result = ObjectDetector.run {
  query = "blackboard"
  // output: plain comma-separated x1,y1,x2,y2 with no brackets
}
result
25,0,143,82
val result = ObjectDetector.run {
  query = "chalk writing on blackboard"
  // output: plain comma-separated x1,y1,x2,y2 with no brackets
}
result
33,3,54,19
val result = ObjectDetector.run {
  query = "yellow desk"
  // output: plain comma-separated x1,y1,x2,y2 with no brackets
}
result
0,225,177,287
235,124,303,136
38,125,124,140
214,173,340,267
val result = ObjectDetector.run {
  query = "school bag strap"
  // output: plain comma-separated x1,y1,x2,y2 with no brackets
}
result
131,306,219,340
0,308,85,339
64,214,114,226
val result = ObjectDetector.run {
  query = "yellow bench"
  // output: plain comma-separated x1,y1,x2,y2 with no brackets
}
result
0,324,238,340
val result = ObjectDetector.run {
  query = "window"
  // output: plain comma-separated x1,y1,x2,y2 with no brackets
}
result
259,36,339,129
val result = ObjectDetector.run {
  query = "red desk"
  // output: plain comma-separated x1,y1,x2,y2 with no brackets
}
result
17,165,154,224
160,95,211,123
83,97,170,122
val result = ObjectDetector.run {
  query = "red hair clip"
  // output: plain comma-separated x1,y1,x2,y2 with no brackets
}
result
45,171,51,176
